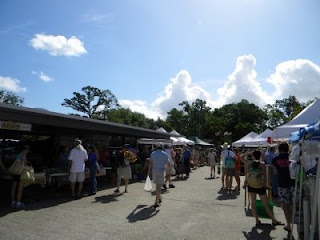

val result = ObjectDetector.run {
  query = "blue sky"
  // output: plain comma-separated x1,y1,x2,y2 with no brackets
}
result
1,0,320,119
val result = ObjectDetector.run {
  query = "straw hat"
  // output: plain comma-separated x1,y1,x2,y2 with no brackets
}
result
222,142,229,149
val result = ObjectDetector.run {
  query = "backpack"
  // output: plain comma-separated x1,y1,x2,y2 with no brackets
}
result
225,151,235,168
247,167,264,188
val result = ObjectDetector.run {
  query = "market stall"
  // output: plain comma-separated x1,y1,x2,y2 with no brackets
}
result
289,120,320,240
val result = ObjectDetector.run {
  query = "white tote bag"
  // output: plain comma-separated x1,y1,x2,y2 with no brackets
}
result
144,175,153,192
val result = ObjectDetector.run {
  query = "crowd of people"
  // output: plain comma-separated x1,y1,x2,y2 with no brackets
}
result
220,142,295,233
6,139,297,234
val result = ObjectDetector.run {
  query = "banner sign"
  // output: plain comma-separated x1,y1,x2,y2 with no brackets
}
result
0,121,32,132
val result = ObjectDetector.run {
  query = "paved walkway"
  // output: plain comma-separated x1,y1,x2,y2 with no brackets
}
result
0,166,297,240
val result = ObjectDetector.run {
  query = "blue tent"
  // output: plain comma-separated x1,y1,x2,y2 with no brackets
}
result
289,120,320,143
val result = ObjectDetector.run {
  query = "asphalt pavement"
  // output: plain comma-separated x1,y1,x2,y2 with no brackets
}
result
0,166,298,240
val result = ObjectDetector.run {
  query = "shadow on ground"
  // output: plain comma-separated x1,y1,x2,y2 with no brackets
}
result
242,224,277,240
216,189,239,200
93,193,123,204
127,204,159,223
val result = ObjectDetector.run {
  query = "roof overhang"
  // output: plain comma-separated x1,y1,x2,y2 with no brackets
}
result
0,103,170,139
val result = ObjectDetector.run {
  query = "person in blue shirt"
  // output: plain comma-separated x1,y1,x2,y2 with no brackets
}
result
182,145,192,178
148,143,170,207
87,146,99,195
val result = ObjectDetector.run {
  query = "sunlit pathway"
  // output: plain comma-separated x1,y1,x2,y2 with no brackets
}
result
0,166,297,240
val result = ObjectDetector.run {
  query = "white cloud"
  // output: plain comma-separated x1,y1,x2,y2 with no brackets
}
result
0,76,27,92
30,34,87,57
119,100,160,119
120,55,320,119
81,13,113,23
32,71,53,82
215,55,273,107
266,59,320,102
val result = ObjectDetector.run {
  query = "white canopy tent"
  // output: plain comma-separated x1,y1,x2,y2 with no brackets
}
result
241,129,273,147
271,99,320,141
232,131,258,147
137,128,194,146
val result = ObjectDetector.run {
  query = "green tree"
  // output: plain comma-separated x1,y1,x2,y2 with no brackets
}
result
214,100,267,143
0,90,24,105
61,86,119,118
166,108,188,136
106,108,149,128
178,99,212,138
264,96,306,128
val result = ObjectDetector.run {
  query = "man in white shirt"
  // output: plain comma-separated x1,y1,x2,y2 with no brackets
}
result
68,139,88,199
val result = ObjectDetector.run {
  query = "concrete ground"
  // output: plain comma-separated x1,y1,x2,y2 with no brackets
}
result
0,166,298,240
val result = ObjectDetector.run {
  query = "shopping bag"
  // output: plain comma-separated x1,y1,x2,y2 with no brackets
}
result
8,160,24,175
144,175,153,192
20,162,35,187
256,199,274,218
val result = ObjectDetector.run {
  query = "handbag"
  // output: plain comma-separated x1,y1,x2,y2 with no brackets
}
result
8,159,25,175
20,162,35,187
144,175,153,192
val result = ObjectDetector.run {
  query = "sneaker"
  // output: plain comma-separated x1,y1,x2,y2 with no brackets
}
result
169,184,175,188
16,202,25,209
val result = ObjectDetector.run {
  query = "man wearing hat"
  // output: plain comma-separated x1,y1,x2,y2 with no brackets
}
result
68,139,88,199
220,142,235,191
148,142,170,207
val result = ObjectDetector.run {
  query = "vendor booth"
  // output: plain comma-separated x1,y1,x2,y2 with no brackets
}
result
288,121,320,240
0,103,170,189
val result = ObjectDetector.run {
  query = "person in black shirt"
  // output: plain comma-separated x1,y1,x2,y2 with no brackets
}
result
272,142,295,232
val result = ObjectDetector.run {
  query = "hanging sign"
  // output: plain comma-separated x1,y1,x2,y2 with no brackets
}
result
0,121,32,132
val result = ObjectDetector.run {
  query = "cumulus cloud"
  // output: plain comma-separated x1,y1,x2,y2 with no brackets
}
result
151,70,214,117
30,34,87,56
120,55,320,119
267,59,320,102
119,100,160,119
215,55,273,107
0,76,26,92
32,71,53,82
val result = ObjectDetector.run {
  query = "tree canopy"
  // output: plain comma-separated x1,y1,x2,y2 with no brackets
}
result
61,86,119,118
61,86,313,145
0,90,24,106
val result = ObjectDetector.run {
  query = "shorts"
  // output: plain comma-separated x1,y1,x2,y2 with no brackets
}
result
12,174,21,182
278,187,294,203
117,165,132,180
248,186,266,195
226,168,236,176
69,172,85,183
152,171,165,185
